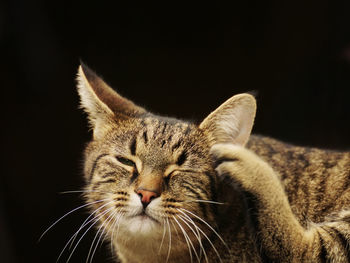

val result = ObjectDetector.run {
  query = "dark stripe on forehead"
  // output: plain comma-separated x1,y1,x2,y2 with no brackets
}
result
143,130,148,143
171,140,182,152
130,137,137,155
89,153,109,182
161,123,168,135
161,140,166,148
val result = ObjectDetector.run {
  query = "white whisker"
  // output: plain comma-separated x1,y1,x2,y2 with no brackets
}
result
110,212,123,253
165,217,172,263
39,199,109,242
176,215,207,263
178,208,228,249
63,206,114,263
59,190,111,195
86,217,107,263
158,218,167,254
178,209,224,263
68,200,115,250
179,214,221,263
172,215,197,263
100,211,119,251
170,218,180,239
185,200,226,205
87,208,116,263
115,212,124,239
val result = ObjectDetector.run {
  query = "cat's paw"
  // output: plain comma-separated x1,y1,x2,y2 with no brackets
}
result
210,143,249,163
210,143,277,192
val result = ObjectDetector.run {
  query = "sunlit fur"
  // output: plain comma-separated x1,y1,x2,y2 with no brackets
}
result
73,64,350,263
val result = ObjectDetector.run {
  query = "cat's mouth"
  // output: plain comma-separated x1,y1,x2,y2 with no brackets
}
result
134,211,159,224
123,211,161,234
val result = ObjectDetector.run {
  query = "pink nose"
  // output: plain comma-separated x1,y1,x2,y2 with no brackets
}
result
136,189,158,208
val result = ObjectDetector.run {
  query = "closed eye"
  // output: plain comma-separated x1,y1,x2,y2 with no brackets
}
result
116,156,135,167
164,170,178,186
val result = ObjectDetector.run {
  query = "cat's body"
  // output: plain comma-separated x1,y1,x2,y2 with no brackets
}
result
216,135,350,262
76,64,350,262
247,135,350,229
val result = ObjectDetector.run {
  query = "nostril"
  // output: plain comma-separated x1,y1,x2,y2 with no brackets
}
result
136,189,158,208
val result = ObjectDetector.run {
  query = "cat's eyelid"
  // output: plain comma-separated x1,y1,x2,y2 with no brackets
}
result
164,164,199,178
116,156,142,172
116,156,133,164
164,164,179,178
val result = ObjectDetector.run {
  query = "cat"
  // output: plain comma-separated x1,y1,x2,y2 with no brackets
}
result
76,63,350,263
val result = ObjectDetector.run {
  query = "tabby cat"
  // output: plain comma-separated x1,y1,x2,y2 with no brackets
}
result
76,64,350,262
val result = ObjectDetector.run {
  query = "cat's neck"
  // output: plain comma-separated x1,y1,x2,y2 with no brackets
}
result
113,231,196,263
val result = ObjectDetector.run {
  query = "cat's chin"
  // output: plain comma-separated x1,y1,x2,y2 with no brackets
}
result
123,214,160,235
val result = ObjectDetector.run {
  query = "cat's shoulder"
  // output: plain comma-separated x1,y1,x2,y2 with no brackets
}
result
246,134,350,171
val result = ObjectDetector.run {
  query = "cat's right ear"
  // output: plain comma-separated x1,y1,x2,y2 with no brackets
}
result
76,64,146,139
199,93,256,146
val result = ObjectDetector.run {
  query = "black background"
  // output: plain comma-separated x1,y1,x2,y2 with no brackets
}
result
1,1,350,262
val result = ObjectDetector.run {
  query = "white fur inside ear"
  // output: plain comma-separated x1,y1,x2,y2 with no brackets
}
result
76,66,114,138
77,66,114,116
200,94,256,146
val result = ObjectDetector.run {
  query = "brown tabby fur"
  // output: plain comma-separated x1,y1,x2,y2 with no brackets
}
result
76,64,350,263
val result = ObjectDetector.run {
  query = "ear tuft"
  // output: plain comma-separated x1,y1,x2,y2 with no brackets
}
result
199,93,256,146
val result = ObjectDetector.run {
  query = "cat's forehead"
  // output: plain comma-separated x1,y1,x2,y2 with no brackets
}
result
131,116,198,150
140,116,193,138
109,115,208,160
111,115,195,139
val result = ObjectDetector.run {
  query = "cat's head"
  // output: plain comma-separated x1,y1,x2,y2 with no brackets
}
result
76,64,256,250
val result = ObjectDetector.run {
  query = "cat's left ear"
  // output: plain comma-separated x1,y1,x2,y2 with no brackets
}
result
76,63,146,139
199,93,256,146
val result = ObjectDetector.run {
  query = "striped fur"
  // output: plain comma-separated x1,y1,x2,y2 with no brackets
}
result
76,64,350,262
